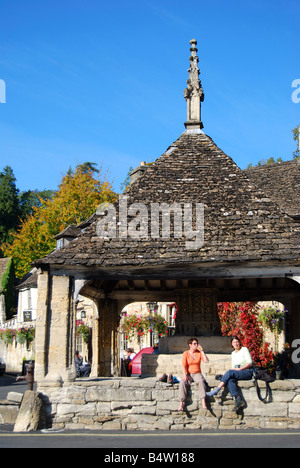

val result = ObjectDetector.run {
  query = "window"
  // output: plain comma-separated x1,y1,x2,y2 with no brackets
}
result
167,304,176,328
57,239,63,250
120,333,128,356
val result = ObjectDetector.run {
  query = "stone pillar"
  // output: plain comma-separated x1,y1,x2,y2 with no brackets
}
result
35,272,75,385
97,298,120,377
35,271,50,383
91,315,101,377
175,289,221,336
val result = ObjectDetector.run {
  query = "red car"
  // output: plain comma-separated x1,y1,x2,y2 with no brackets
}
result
128,346,158,376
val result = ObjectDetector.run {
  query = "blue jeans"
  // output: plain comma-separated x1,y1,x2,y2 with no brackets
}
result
221,369,253,397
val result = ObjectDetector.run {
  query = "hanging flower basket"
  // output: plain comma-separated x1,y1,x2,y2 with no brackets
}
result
16,330,27,345
76,324,91,344
258,306,285,353
122,313,168,340
0,329,16,345
258,306,285,335
0,327,35,347
26,327,35,344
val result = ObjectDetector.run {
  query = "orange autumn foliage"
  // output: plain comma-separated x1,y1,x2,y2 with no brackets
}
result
3,164,117,278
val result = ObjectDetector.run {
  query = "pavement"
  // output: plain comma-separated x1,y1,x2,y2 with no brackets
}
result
0,429,300,449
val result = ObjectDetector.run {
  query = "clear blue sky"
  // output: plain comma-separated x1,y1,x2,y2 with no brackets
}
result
0,0,299,193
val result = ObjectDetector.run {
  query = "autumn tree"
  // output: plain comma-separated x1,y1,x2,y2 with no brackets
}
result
39,163,116,237
3,163,117,278
0,165,55,256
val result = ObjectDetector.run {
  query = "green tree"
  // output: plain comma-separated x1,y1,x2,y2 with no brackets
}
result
246,127,299,168
1,258,16,318
18,189,55,219
293,126,300,160
120,166,134,192
0,166,20,246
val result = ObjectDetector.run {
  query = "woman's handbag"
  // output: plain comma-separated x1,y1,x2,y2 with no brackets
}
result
253,367,276,403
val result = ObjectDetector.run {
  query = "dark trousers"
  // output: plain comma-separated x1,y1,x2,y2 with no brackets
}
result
221,369,253,397
80,364,91,377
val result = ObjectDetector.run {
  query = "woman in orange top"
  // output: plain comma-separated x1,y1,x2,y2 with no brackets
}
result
178,337,209,411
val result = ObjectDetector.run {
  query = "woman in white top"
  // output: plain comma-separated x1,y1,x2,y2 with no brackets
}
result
206,336,253,410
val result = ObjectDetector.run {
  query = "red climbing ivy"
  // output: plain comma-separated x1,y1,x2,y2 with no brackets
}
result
217,302,274,367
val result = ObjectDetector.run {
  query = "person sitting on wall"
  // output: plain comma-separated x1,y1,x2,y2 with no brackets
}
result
178,337,209,411
75,350,91,378
126,348,136,360
124,348,136,377
206,336,253,411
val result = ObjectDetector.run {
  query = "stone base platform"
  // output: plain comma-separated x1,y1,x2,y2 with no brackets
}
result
158,336,232,355
37,377,300,431
141,353,232,378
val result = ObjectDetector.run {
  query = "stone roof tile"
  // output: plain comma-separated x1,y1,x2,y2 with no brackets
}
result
34,131,300,270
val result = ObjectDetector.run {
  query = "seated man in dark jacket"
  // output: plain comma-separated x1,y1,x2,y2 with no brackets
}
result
75,350,91,378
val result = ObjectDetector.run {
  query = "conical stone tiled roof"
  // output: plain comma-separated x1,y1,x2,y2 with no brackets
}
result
35,129,300,270
34,39,300,273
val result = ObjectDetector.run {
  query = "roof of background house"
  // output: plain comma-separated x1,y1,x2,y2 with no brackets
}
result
16,268,38,290
244,160,300,219
53,224,82,240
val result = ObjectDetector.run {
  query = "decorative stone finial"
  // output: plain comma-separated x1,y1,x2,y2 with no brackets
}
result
184,39,204,130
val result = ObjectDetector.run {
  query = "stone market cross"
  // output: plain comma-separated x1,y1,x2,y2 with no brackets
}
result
33,40,300,386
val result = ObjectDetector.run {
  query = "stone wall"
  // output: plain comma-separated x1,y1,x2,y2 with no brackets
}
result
38,377,300,431
0,340,35,373
141,352,232,378
0,392,23,425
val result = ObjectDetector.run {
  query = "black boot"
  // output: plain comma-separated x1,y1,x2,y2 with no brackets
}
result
235,395,246,411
